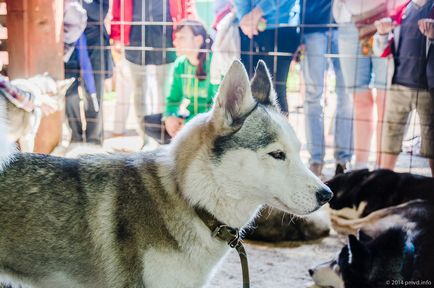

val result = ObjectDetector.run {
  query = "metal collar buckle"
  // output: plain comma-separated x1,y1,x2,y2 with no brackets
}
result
212,225,241,248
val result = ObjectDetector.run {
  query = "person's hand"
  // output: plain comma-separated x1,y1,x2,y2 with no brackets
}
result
37,94,58,116
165,116,184,137
374,17,394,35
239,7,265,39
418,18,434,40
112,40,123,55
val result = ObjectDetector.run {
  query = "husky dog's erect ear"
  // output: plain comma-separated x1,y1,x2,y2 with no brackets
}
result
213,60,256,127
356,230,372,243
347,234,369,265
250,60,278,109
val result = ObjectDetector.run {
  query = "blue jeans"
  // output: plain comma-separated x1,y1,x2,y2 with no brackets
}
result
302,29,353,165
240,27,300,114
338,23,389,91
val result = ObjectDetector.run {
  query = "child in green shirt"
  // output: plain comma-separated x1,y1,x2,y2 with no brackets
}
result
164,20,219,137
144,19,218,143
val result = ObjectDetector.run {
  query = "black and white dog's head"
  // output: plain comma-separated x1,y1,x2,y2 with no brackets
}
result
326,169,434,218
326,169,371,212
310,229,411,288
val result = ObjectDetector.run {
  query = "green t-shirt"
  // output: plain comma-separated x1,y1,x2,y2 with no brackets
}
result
164,55,219,122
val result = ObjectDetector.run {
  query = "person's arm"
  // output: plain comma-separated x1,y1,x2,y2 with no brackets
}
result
164,60,186,137
110,0,121,42
232,0,251,20
185,0,198,20
255,0,278,19
110,0,132,48
373,17,395,57
164,60,184,119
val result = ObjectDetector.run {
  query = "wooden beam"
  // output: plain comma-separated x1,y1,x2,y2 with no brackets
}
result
6,0,65,154
6,0,63,79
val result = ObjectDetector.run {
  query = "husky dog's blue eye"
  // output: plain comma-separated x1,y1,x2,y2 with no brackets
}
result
268,150,286,160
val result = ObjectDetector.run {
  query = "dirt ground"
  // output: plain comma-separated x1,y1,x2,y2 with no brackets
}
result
207,234,342,288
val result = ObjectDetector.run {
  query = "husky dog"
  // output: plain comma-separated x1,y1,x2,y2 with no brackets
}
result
0,61,332,288
0,74,73,152
326,169,434,219
310,200,434,288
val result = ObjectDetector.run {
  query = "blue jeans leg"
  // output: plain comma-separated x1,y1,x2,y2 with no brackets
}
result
331,30,353,164
302,32,328,164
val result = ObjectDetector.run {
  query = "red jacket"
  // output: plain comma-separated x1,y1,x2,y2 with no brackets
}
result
111,0,197,45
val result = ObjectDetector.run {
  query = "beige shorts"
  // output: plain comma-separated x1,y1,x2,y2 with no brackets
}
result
381,85,434,158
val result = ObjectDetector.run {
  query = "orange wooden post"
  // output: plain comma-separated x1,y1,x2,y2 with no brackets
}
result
6,0,64,154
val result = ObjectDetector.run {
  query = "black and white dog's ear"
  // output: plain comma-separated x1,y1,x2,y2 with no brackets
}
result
212,60,256,128
356,230,372,243
347,234,369,265
250,60,279,110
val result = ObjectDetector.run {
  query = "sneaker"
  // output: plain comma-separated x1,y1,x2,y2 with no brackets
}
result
309,163,323,177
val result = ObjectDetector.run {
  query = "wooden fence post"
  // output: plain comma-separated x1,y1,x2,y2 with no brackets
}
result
6,0,64,154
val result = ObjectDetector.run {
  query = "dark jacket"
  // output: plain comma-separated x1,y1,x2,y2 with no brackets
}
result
125,0,176,66
301,0,336,34
65,0,113,80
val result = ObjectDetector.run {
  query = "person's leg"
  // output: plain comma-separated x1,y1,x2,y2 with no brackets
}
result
374,89,387,165
113,56,133,135
84,68,104,145
275,27,299,114
65,79,84,143
415,89,434,176
127,60,149,144
84,24,111,145
240,27,299,114
331,29,353,167
143,113,171,144
302,31,328,171
379,85,412,170
338,23,373,169
371,54,391,166
154,63,173,113
353,90,374,167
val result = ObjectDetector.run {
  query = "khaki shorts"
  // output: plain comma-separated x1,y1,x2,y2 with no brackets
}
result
381,85,434,158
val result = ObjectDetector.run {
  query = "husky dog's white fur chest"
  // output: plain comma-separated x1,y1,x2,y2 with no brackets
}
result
142,245,229,287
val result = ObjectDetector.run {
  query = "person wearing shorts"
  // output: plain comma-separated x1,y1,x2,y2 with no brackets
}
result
374,0,434,176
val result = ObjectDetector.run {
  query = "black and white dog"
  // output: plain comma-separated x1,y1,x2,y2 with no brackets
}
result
326,169,434,218
310,200,434,288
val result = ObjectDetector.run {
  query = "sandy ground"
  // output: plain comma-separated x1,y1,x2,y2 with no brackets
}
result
57,91,431,288
206,234,343,288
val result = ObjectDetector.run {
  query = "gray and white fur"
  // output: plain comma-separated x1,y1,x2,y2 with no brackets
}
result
0,61,332,288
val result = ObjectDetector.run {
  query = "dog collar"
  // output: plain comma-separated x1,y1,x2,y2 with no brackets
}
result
194,206,250,288
400,239,415,280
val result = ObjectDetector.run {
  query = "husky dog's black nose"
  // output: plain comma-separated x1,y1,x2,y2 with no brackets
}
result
316,188,333,205
308,269,314,276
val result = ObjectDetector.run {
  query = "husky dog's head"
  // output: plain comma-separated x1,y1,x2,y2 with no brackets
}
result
172,60,332,222
309,231,373,288
309,229,410,288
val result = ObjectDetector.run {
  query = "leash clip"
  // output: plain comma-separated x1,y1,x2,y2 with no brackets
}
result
212,225,240,248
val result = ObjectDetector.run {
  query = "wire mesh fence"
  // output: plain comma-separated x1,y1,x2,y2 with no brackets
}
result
3,0,433,175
